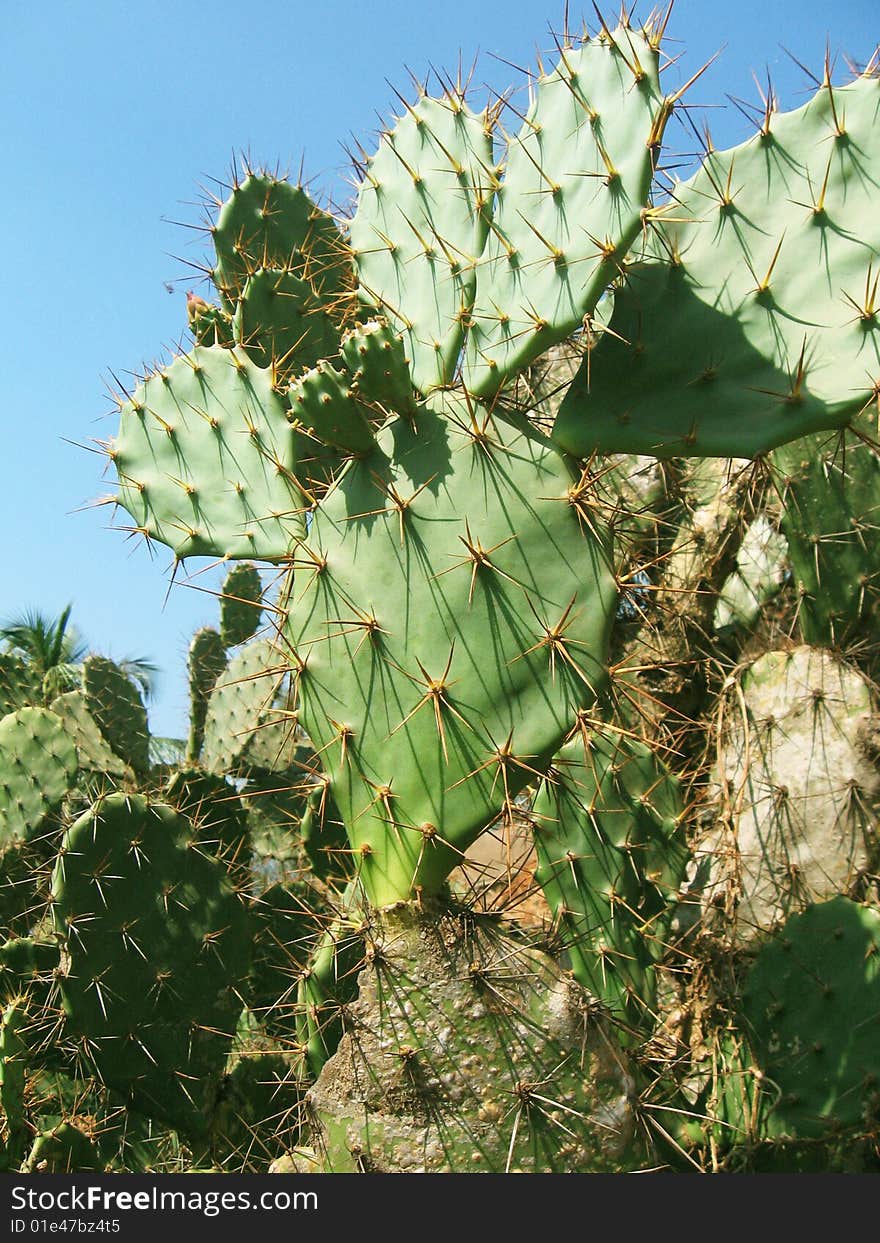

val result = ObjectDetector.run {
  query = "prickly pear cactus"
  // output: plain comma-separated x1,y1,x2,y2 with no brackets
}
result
92,9,880,1174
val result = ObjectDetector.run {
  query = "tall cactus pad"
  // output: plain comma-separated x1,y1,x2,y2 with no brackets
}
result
52,794,251,1136
287,398,616,905
742,897,880,1140
82,655,150,776
700,646,880,944
111,345,304,561
186,628,227,762
464,28,666,396
532,727,687,1024
0,654,40,719
211,174,349,310
0,999,28,1170
775,423,880,647
554,73,880,458
0,708,77,846
350,94,493,394
219,563,264,649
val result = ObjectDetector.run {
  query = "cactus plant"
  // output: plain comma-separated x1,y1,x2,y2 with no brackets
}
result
85,9,880,1174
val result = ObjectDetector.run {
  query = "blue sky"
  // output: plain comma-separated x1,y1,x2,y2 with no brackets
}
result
2,0,876,739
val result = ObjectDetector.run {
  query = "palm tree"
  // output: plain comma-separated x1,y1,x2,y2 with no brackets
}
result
0,604,88,699
0,605,158,702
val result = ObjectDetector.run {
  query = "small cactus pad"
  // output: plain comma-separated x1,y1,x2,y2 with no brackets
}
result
286,397,616,905
700,646,880,944
350,93,493,394
464,27,666,396
0,707,77,847
288,361,375,455
211,174,349,310
775,421,880,647
201,639,289,775
0,653,40,718
112,345,304,561
82,655,150,775
219,562,264,649
186,627,228,762
532,726,687,1025
233,267,341,377
742,897,880,1139
52,793,251,1136
340,319,416,417
553,73,880,458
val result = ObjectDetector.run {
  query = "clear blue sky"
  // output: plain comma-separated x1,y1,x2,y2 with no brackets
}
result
2,0,876,739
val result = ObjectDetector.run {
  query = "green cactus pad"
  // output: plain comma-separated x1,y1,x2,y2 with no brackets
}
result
163,769,250,879
233,267,341,377
82,655,149,776
0,653,40,718
248,884,317,1040
553,73,880,459
742,897,880,1140
112,345,305,562
201,639,289,775
25,1122,103,1173
340,319,416,417
0,999,28,1170
186,627,228,762
52,793,251,1136
49,691,132,780
286,396,616,905
211,174,349,310
288,360,375,456
464,27,666,397
532,726,687,1025
210,1011,305,1171
219,562,264,649
296,881,368,1077
0,707,77,847
774,422,880,647
701,646,879,944
188,297,234,348
350,93,493,394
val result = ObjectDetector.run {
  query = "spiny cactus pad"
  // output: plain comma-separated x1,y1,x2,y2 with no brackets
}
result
49,691,132,780
350,94,493,394
741,897,880,1139
287,397,616,905
52,794,251,1135
211,174,348,310
341,320,416,417
553,73,880,458
200,638,291,775
700,646,880,944
112,345,304,561
233,267,341,377
464,28,666,396
82,655,150,776
532,726,687,1025
186,627,228,762
0,707,77,847
219,562,264,649
775,422,880,647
